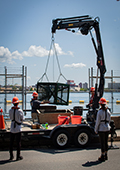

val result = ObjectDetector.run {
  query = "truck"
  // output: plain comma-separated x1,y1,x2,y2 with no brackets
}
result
0,15,116,149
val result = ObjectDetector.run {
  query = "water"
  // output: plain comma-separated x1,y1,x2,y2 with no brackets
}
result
0,92,120,118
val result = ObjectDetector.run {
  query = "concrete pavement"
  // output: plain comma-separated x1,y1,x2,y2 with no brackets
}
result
0,142,120,170
114,129,120,141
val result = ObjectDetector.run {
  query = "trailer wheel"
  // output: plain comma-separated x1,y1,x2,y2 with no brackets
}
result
52,129,70,149
74,129,91,148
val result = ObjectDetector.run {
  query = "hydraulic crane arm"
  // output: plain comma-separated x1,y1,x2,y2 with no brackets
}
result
52,15,106,109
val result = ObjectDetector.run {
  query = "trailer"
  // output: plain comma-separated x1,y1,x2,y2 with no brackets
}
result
0,115,97,149
0,107,117,149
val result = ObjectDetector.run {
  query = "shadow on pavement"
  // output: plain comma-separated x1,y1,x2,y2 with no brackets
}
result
82,160,102,167
0,159,16,165
25,143,101,154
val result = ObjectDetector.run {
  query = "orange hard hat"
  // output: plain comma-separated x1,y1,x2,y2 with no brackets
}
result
90,87,95,92
99,97,107,105
12,97,19,104
0,108,3,113
32,92,38,97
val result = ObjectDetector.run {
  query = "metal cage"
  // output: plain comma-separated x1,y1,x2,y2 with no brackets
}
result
37,82,70,105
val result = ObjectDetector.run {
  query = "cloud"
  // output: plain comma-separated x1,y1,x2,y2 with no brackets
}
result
22,43,68,57
53,43,66,55
0,46,23,64
0,43,73,64
22,45,49,57
64,63,86,68
12,50,23,60
68,51,74,57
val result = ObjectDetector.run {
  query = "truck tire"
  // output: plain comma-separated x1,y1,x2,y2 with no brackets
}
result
52,129,70,149
74,129,91,148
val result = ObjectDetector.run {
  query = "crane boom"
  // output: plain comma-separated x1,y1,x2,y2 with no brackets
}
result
51,15,106,109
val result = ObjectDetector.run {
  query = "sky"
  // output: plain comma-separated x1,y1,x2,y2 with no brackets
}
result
0,0,120,87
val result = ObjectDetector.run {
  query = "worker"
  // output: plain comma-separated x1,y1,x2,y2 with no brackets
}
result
9,96,24,161
30,91,49,123
95,97,111,162
86,87,95,108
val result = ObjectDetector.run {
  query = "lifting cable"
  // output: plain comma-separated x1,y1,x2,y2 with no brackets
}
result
38,34,67,83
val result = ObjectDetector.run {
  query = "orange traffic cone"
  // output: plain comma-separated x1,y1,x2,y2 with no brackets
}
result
0,108,5,130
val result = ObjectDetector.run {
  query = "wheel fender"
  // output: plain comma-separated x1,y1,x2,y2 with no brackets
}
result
49,125,65,138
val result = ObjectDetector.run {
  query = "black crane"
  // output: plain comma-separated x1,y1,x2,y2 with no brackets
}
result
52,15,106,110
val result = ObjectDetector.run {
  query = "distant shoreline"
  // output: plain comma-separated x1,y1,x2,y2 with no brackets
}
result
0,89,120,94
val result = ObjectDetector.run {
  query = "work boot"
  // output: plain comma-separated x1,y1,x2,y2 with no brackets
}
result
98,154,105,162
9,155,14,161
16,156,23,161
105,153,108,160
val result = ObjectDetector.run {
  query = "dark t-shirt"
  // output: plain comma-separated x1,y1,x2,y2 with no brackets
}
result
30,99,41,113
